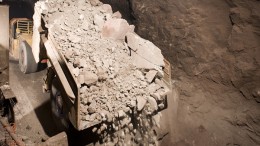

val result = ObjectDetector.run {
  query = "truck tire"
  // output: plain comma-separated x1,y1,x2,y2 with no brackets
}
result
51,77,69,131
19,41,38,74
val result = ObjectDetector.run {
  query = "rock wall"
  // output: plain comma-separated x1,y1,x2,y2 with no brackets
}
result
127,0,260,145
129,0,260,100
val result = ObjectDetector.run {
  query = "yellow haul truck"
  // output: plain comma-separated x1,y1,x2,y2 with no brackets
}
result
9,6,172,132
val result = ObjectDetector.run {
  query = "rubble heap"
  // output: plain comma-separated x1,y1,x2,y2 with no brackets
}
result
36,0,170,145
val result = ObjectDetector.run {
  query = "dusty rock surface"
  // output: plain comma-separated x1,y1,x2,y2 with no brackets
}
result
36,0,170,145
117,0,260,145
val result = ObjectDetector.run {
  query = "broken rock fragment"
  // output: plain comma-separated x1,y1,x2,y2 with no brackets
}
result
84,71,98,85
68,34,81,43
97,67,108,81
78,74,85,85
126,32,141,51
145,70,158,83
112,11,122,19
81,21,89,31
117,110,126,118
147,96,158,113
64,50,74,59
94,14,105,30
137,96,147,111
100,4,113,14
72,67,80,77
89,0,101,6
131,51,161,71
88,100,97,114
102,18,130,40
126,32,165,67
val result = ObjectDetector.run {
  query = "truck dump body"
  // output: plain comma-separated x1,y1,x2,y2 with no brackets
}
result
34,0,172,145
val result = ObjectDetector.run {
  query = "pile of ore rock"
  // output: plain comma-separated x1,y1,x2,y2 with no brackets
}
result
36,0,170,145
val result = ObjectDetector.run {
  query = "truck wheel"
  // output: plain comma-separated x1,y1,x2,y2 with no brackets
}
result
51,77,69,131
19,41,38,74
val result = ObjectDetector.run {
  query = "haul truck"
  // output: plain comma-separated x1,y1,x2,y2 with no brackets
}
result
9,7,172,132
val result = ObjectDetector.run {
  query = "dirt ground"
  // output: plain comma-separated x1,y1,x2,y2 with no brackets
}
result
8,58,59,144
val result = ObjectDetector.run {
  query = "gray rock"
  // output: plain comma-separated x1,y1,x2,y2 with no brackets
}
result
64,50,74,59
106,113,113,123
130,100,136,108
151,92,161,101
106,103,113,112
92,127,97,133
158,103,165,109
88,100,97,114
97,67,108,81
131,51,161,70
79,59,87,68
84,71,98,85
117,110,125,118
128,25,135,33
87,96,93,104
90,85,99,92
102,18,130,40
137,96,147,111
112,11,122,19
147,96,158,112
78,74,85,85
134,70,144,80
154,78,163,87
126,32,140,51
81,21,89,30
89,0,101,6
145,70,158,83
100,4,113,14
126,32,165,67
73,58,80,67
72,67,80,77
100,123,107,132
68,34,81,43
87,106,96,114
93,14,105,30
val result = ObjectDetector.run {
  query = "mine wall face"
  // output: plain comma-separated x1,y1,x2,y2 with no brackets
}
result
128,0,260,100
125,0,260,145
